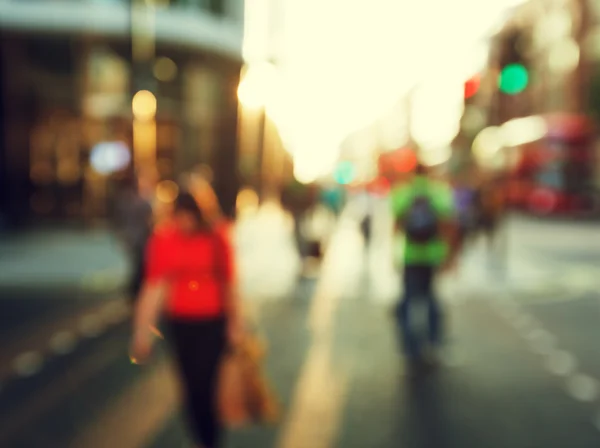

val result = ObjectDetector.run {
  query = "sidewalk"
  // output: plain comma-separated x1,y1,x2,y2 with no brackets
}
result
0,229,129,296
0,204,302,300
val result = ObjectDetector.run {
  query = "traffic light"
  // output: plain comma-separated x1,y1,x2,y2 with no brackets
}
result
464,74,481,99
498,30,529,96
498,63,529,95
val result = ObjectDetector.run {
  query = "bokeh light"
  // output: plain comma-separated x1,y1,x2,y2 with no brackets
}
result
156,180,179,203
153,57,178,82
132,90,157,120
548,38,580,74
333,161,356,185
420,146,452,167
473,126,503,161
237,62,279,109
498,63,529,95
501,116,547,147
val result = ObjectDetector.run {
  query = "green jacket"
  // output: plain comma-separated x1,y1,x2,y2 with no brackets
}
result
390,176,455,266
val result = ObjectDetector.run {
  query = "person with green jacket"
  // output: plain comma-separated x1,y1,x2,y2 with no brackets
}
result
390,163,460,374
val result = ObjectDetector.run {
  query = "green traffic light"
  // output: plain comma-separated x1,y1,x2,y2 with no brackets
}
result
498,63,529,95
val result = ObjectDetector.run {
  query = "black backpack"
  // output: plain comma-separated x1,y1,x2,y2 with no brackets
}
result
404,194,439,243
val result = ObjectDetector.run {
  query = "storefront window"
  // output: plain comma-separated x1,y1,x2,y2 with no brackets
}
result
84,47,129,119
536,161,565,189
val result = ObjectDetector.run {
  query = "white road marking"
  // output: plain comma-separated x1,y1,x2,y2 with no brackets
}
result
512,314,535,331
277,342,348,448
49,331,78,355
528,331,555,355
79,315,105,338
593,411,600,432
441,345,468,367
13,352,44,377
102,301,130,324
278,220,353,448
546,351,577,376
525,328,552,343
567,374,599,402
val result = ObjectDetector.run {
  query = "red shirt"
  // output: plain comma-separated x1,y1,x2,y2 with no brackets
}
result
145,222,235,319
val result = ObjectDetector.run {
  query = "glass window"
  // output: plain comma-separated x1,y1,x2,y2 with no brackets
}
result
536,162,564,189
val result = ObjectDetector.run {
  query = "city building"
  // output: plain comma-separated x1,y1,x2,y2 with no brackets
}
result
0,0,244,227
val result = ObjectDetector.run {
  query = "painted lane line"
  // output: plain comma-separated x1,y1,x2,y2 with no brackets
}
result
567,374,599,403
593,411,600,432
278,221,354,448
546,350,578,377
49,331,78,355
13,352,44,377
512,314,535,331
79,315,106,338
277,342,348,448
101,301,130,324
441,345,468,368
528,331,556,356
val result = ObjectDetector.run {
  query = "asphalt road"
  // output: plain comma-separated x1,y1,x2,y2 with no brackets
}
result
2,209,600,448
145,212,600,448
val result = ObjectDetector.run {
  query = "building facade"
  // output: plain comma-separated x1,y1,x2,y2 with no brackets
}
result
0,0,244,227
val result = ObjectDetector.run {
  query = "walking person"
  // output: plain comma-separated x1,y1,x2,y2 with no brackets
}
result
452,178,478,249
390,163,460,376
476,175,505,251
130,190,243,448
360,192,373,251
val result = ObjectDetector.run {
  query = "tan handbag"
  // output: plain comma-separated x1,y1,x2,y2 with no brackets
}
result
218,333,280,428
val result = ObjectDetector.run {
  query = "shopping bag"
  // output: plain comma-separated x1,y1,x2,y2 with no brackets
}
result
218,334,280,428
239,335,280,424
218,352,251,427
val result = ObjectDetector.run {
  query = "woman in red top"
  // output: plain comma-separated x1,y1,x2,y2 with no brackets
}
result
131,191,241,448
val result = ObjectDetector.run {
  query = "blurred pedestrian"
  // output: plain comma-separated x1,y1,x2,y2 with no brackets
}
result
281,179,318,259
476,175,505,250
130,190,243,448
390,163,460,376
452,179,478,248
360,193,373,250
111,172,154,303
320,183,345,217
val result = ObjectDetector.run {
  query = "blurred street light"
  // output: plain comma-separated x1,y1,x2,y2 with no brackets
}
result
420,146,452,167
473,126,503,162
237,62,279,110
501,116,547,147
548,38,580,74
498,63,529,95
132,90,157,170
132,90,157,120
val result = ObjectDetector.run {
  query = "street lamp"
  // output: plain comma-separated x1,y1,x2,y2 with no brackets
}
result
132,90,157,170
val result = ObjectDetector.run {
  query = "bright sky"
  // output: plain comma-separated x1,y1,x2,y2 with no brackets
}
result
243,0,529,182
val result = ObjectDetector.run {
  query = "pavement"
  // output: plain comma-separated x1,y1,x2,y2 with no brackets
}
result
0,203,305,448
3,200,600,447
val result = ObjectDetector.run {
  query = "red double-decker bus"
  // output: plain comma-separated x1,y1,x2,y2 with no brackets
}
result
506,114,599,215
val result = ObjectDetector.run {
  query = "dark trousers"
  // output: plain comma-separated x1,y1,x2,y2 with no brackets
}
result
292,212,307,257
396,265,442,360
167,317,227,448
